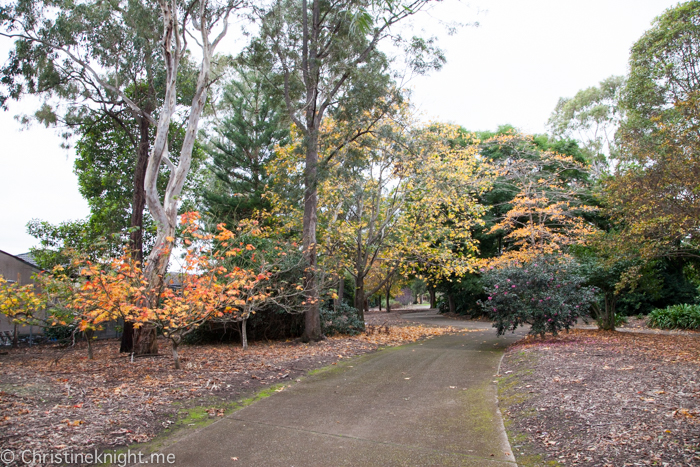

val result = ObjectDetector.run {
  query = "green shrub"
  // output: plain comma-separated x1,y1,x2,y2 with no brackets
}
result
647,304,700,330
437,273,486,317
479,256,598,337
320,303,364,336
44,323,76,342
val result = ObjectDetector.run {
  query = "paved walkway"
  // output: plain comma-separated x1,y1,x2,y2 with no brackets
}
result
158,311,527,466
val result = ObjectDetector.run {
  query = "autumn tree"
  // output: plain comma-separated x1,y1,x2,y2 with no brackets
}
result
604,1,700,261
0,277,44,348
29,212,307,367
249,0,446,341
273,114,489,320
482,132,598,267
1,0,246,354
35,258,143,359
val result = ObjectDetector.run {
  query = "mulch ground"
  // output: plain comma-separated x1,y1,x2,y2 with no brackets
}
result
0,311,456,464
499,329,700,467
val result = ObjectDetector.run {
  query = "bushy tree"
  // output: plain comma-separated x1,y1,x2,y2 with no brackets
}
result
605,1,700,261
479,256,598,337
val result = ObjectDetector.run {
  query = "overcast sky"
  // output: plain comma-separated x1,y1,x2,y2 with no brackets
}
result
0,0,679,255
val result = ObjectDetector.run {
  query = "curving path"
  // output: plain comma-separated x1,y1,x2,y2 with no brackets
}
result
156,310,527,466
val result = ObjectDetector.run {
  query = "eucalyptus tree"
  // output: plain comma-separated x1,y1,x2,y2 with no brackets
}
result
604,1,700,261
0,0,166,263
547,75,625,175
1,0,246,354
249,0,445,341
621,1,700,138
274,115,489,321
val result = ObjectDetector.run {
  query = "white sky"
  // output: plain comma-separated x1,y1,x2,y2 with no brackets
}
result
0,0,679,255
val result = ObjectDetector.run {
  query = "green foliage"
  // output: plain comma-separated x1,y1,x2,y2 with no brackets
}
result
74,116,143,245
43,324,75,342
614,313,628,327
437,273,486,317
547,75,625,164
0,0,163,115
479,257,598,337
203,70,289,225
616,259,699,316
621,1,700,136
27,116,206,265
602,2,700,262
26,219,116,270
648,304,700,330
320,303,364,336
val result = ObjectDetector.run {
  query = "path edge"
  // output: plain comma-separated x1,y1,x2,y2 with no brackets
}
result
496,350,518,465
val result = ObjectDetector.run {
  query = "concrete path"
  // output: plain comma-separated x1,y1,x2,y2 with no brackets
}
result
159,311,527,466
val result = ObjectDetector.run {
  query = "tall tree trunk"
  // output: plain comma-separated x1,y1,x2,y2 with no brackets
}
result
129,113,151,264
301,130,322,342
428,287,436,309
120,97,153,354
141,0,225,354
386,288,391,313
354,275,365,322
12,323,18,348
448,294,456,314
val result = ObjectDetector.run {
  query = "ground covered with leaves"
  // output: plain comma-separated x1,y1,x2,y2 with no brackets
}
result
0,310,455,463
499,329,700,466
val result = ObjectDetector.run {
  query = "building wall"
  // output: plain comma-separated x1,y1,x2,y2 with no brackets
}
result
0,250,43,337
0,251,122,342
0,250,39,285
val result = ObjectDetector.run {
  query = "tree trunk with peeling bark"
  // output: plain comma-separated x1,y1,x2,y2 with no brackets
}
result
137,0,237,354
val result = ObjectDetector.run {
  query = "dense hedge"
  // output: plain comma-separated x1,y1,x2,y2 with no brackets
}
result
647,304,700,330
320,303,364,336
479,256,598,337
